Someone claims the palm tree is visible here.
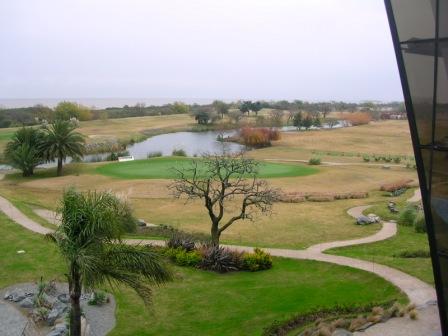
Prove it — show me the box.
[41,120,85,176]
[46,189,171,336]
[5,127,44,176]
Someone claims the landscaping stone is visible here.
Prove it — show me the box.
[57,294,69,303]
[10,289,26,302]
[47,307,63,326]
[46,323,68,336]
[367,214,380,223]
[332,329,353,336]
[19,297,34,308]
[42,293,58,307]
[356,215,375,225]
[1,283,116,336]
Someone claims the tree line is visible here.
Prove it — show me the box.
[0,100,405,128]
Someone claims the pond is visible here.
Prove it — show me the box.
[0,131,246,170]
[123,131,245,159]
[83,131,245,163]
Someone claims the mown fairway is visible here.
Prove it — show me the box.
[248,120,414,163]
[96,156,319,179]
[0,211,405,336]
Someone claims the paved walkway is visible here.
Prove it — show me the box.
[0,302,27,336]
[408,189,422,203]
[0,190,440,335]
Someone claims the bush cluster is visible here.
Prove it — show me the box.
[242,248,273,271]
[172,148,187,156]
[341,112,372,126]
[239,127,280,148]
[398,205,417,226]
[308,156,321,165]
[413,211,427,233]
[147,151,163,158]
[393,249,430,258]
[166,232,196,251]
[397,205,427,233]
[164,233,273,273]
[362,154,408,164]
[380,179,412,192]
[165,248,202,267]
[198,245,243,273]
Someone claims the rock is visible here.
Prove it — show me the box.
[332,329,353,336]
[46,323,68,336]
[47,307,61,326]
[3,291,11,300]
[57,294,70,303]
[53,300,68,312]
[42,293,58,307]
[367,214,380,223]
[137,219,147,227]
[19,297,35,308]
[356,215,375,225]
[17,250,26,254]
[10,289,26,302]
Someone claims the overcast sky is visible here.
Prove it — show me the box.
[0,0,403,102]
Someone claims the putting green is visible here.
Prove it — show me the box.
[96,156,318,179]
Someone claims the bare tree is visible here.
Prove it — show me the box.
[170,154,279,246]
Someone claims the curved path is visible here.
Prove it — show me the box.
[0,193,435,307]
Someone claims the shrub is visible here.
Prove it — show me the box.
[380,179,412,192]
[88,291,108,306]
[362,155,370,162]
[391,188,407,197]
[398,205,417,226]
[147,151,163,158]
[165,248,202,267]
[167,232,196,251]
[172,148,187,156]
[393,156,402,164]
[414,212,427,233]
[117,201,138,233]
[409,309,418,320]
[341,112,371,126]
[242,248,273,271]
[308,157,321,165]
[198,245,243,273]
[239,127,281,148]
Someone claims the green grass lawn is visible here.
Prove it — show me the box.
[0,211,405,335]
[327,189,434,285]
[0,129,14,141]
[327,225,433,285]
[111,258,404,336]
[95,156,319,180]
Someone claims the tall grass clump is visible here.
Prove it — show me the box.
[147,151,163,158]
[172,148,187,156]
[308,156,321,165]
[398,205,417,226]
